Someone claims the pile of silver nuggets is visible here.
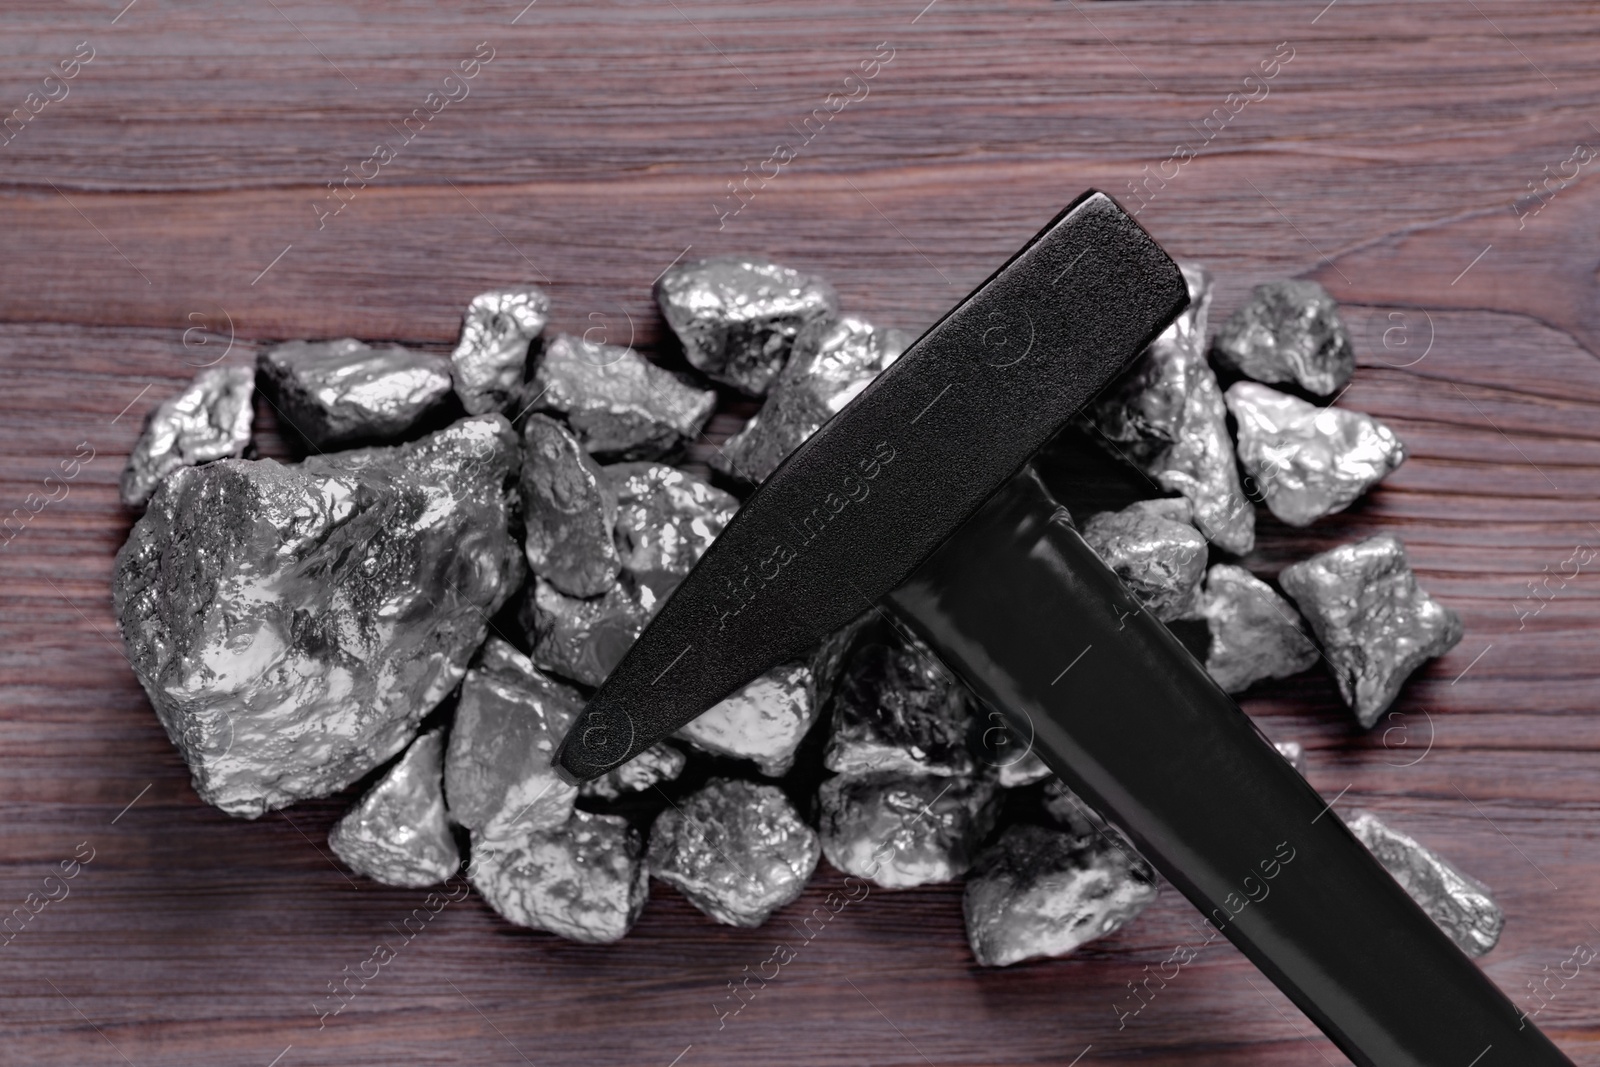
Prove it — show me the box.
[111,257,1497,967]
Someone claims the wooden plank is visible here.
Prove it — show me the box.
[3,1,1600,1064]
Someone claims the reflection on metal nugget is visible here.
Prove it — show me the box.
[330,728,459,887]
[648,777,819,927]
[1280,535,1462,727]
[654,255,840,395]
[120,365,255,508]
[451,286,550,414]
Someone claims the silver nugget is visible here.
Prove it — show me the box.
[120,365,255,508]
[1280,535,1463,726]
[654,255,840,395]
[648,777,820,927]
[113,416,523,817]
[1212,279,1355,396]
[1226,382,1405,526]
[1344,810,1502,957]
[1198,563,1319,693]
[711,315,911,482]
[604,462,739,605]
[578,743,688,801]
[997,749,1053,789]
[257,338,453,449]
[330,728,459,887]
[677,661,817,777]
[1081,263,1254,554]
[818,771,999,888]
[525,333,716,461]
[824,630,974,779]
[451,287,550,414]
[521,414,621,598]
[445,638,581,841]
[1274,740,1308,775]
[520,577,651,688]
[964,822,1159,967]
[469,809,648,943]
[1082,498,1208,622]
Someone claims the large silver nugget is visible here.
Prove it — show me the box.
[469,809,648,943]
[1212,279,1355,396]
[329,727,458,887]
[648,777,820,927]
[654,255,840,395]
[1343,810,1502,957]
[578,743,687,801]
[525,333,716,461]
[604,462,739,605]
[112,415,522,817]
[445,638,581,841]
[1198,563,1319,693]
[1081,263,1254,554]
[964,822,1159,967]
[257,338,453,449]
[818,771,999,888]
[824,630,974,779]
[1280,534,1463,726]
[1226,382,1405,526]
[1082,498,1207,623]
[519,577,651,687]
[677,661,816,776]
[120,365,255,508]
[711,315,911,482]
[521,414,620,598]
[451,286,550,415]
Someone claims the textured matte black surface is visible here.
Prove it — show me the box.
[556,191,1189,779]
[887,469,1574,1067]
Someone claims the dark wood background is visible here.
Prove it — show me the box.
[4,1,1600,1063]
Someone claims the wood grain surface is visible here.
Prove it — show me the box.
[4,1,1600,1064]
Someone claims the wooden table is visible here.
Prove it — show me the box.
[3,1,1599,1063]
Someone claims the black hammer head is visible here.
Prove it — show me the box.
[555,190,1187,782]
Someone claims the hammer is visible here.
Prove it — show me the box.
[555,191,1573,1067]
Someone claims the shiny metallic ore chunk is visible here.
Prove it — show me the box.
[257,338,453,449]
[470,809,648,943]
[1081,263,1254,554]
[997,749,1054,789]
[520,577,651,688]
[120,365,255,508]
[648,778,820,927]
[678,661,817,776]
[654,255,841,395]
[824,631,974,778]
[1275,740,1307,775]
[521,414,620,597]
[1343,810,1502,957]
[604,462,739,605]
[525,333,716,461]
[964,822,1159,967]
[112,415,522,817]
[1280,534,1463,727]
[578,743,687,801]
[329,728,458,887]
[1198,563,1319,693]
[1082,498,1207,622]
[1225,382,1405,526]
[451,286,550,415]
[711,315,912,482]
[818,771,999,888]
[445,638,581,841]
[1212,279,1356,397]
